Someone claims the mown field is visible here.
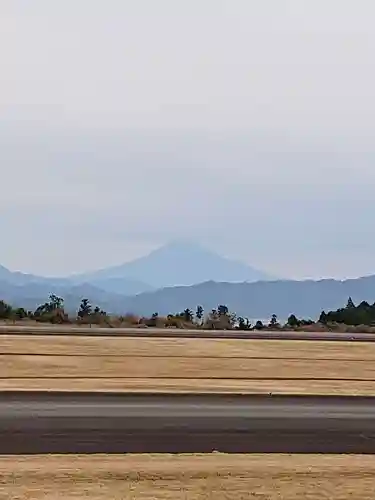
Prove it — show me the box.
[1,335,375,395]
[0,454,374,499]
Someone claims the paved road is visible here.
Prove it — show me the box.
[2,392,375,454]
[0,325,373,341]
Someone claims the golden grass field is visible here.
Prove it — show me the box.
[1,336,375,499]
[0,454,374,499]
[2,334,375,395]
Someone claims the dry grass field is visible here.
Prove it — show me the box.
[1,335,375,394]
[1,337,374,499]
[0,454,374,499]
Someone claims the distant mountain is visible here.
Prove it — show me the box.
[117,275,375,320]
[75,240,274,288]
[0,263,150,312]
[82,277,155,296]
[5,242,375,321]
[0,264,152,297]
[0,265,15,281]
[0,265,63,286]
[0,241,273,296]
[0,280,128,314]
[3,272,375,320]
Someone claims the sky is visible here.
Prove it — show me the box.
[1,0,375,279]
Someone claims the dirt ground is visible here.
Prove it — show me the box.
[0,454,374,499]
[2,335,375,395]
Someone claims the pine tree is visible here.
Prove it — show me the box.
[346,297,356,309]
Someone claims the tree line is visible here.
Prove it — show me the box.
[0,295,108,325]
[0,294,374,330]
[319,297,375,327]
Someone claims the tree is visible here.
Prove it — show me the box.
[0,300,12,320]
[359,301,371,309]
[182,308,194,323]
[91,306,108,324]
[238,317,251,330]
[32,294,67,323]
[208,305,234,330]
[48,294,64,311]
[210,309,218,320]
[287,314,300,328]
[14,308,27,320]
[254,320,264,330]
[77,299,92,322]
[319,298,375,327]
[195,305,204,324]
[218,305,229,316]
[34,295,64,317]
[300,318,314,326]
[346,297,356,309]
[166,313,183,328]
[319,311,328,324]
[203,309,219,330]
[269,314,279,328]
[147,312,159,327]
[33,303,49,319]
[229,312,237,328]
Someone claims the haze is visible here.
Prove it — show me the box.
[2,0,375,279]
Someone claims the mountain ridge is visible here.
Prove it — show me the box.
[117,274,375,320]
[2,241,375,320]
[1,241,273,294]
[2,274,375,321]
[72,240,274,288]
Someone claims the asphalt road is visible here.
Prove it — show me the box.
[2,392,375,454]
[0,325,373,341]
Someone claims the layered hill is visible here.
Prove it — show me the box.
[2,274,375,321]
[2,242,375,320]
[72,240,274,288]
[118,275,375,320]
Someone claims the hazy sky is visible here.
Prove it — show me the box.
[2,0,375,279]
